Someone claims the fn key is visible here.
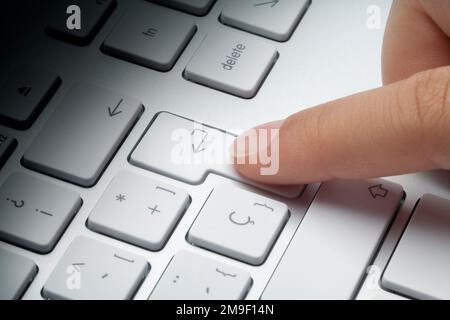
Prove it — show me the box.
[23,83,143,187]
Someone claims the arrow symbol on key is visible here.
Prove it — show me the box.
[368,184,389,199]
[191,129,208,153]
[108,99,123,117]
[254,0,279,8]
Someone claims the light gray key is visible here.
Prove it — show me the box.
[0,249,37,300]
[382,194,450,300]
[0,132,17,168]
[88,171,190,251]
[150,0,216,16]
[188,184,289,265]
[0,65,60,129]
[46,0,116,45]
[151,251,252,299]
[262,179,403,300]
[23,83,143,187]
[130,112,303,198]
[0,173,81,253]
[43,236,149,300]
[184,30,278,98]
[221,0,310,41]
[103,3,195,71]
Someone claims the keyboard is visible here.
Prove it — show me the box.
[0,0,449,300]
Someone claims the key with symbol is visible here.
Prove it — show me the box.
[130,112,304,198]
[88,171,190,251]
[23,83,143,187]
[43,236,149,300]
[187,184,289,265]
[0,172,82,253]
[150,251,252,299]
[0,64,61,129]
[220,0,310,41]
[262,179,403,299]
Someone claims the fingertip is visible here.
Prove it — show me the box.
[231,119,285,183]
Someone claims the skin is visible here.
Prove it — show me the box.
[233,0,450,185]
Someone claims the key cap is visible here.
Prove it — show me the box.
[150,0,216,16]
[382,194,450,300]
[46,0,116,46]
[262,179,403,299]
[23,83,143,187]
[130,112,303,198]
[184,30,278,98]
[43,236,149,300]
[221,0,310,41]
[0,249,37,300]
[188,184,289,265]
[103,2,195,72]
[0,132,17,169]
[151,251,252,299]
[0,65,61,129]
[88,171,190,251]
[0,173,81,253]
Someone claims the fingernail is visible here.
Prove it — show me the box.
[231,120,284,161]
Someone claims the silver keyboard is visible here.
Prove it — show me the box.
[0,0,449,300]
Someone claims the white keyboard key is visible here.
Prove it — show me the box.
[46,0,116,45]
[150,0,216,16]
[0,249,37,300]
[188,184,289,265]
[103,3,195,71]
[43,237,149,300]
[130,112,303,198]
[221,0,309,41]
[151,251,252,299]
[0,173,82,253]
[262,179,403,299]
[0,64,60,129]
[382,194,450,300]
[23,83,143,187]
[0,132,17,169]
[184,30,277,98]
[88,171,190,251]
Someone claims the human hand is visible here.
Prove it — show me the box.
[232,0,450,184]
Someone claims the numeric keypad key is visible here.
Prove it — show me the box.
[88,171,190,251]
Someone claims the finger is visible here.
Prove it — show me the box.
[382,0,450,84]
[232,66,450,185]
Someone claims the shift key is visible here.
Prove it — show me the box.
[23,83,143,187]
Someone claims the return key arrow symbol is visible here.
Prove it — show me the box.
[108,99,123,117]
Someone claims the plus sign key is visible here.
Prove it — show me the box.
[88,171,190,251]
